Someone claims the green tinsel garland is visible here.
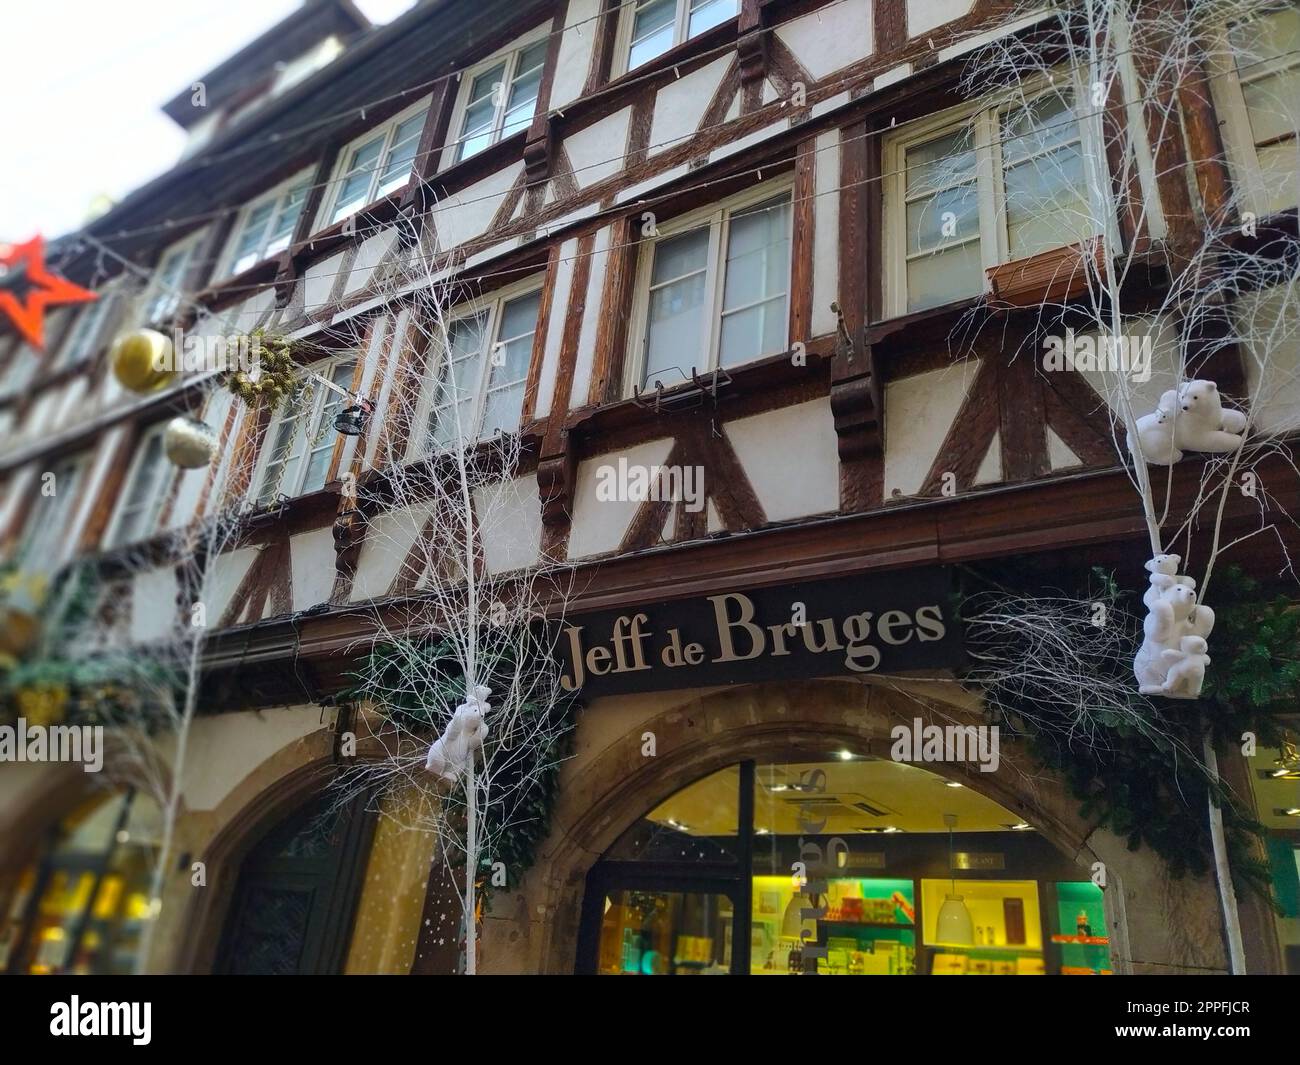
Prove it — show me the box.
[224,330,302,411]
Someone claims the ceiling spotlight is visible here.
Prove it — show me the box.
[944,781,964,788]
[837,749,854,761]
[1278,808,1300,818]
[1008,822,1033,831]
[755,827,770,836]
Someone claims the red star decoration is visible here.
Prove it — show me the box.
[0,235,98,351]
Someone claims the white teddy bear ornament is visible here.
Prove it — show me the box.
[425,684,491,784]
[1129,380,1245,465]
[1133,554,1214,699]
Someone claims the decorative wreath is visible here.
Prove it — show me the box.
[224,330,302,411]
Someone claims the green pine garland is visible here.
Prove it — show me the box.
[342,638,579,897]
[960,563,1290,901]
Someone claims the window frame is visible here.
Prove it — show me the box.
[141,232,206,326]
[249,355,357,504]
[614,0,741,78]
[408,275,546,458]
[317,96,432,231]
[1208,4,1300,218]
[623,178,795,396]
[882,79,1110,318]
[217,168,314,279]
[442,28,551,169]
[104,422,175,549]
[54,283,124,371]
[12,452,88,571]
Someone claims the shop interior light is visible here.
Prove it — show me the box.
[1007,822,1033,831]
[944,781,963,788]
[1278,808,1300,818]
[837,749,854,761]
[937,813,974,945]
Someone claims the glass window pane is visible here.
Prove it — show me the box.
[378,110,429,195]
[906,127,976,198]
[721,198,789,313]
[1004,144,1092,257]
[595,889,734,975]
[907,183,979,255]
[1001,92,1077,164]
[331,136,384,221]
[688,0,738,37]
[457,76,502,162]
[1231,6,1300,66]
[651,226,709,284]
[630,0,677,69]
[606,764,740,862]
[645,271,707,388]
[906,240,984,312]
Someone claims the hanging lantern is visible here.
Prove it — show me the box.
[333,397,373,437]
[111,329,176,394]
[163,414,218,468]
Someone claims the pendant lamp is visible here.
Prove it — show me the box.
[936,812,974,945]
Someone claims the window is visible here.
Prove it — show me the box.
[13,454,85,571]
[106,424,174,548]
[253,358,355,504]
[629,188,791,391]
[450,38,549,164]
[221,173,312,277]
[884,86,1098,315]
[0,792,161,975]
[418,284,542,452]
[142,235,204,325]
[325,100,430,226]
[621,0,739,73]
[55,289,121,370]
[1214,4,1300,216]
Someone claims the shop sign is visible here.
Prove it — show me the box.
[557,567,964,697]
[953,852,1006,871]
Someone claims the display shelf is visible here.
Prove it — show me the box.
[1050,934,1110,945]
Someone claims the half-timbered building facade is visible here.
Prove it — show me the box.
[1,0,1298,975]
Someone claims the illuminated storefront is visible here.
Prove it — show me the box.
[0,790,160,974]
[577,754,1111,976]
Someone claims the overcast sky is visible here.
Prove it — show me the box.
[1,0,416,241]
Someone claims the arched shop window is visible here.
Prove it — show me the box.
[0,791,162,975]
[577,752,1112,976]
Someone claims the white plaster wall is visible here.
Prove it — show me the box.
[776,0,874,79]
[884,360,980,497]
[1072,314,1181,419]
[649,55,732,158]
[1047,426,1082,470]
[568,225,610,407]
[130,565,180,644]
[534,237,579,418]
[304,252,347,315]
[1240,282,1300,436]
[290,526,337,610]
[344,227,400,298]
[431,163,525,250]
[181,705,332,811]
[350,501,434,601]
[725,399,839,520]
[205,546,258,623]
[812,130,841,338]
[567,437,675,559]
[565,108,632,191]
[973,430,1001,485]
[908,0,975,38]
[475,477,542,575]
[551,0,600,112]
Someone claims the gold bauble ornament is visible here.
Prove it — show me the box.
[111,329,176,394]
[163,415,218,468]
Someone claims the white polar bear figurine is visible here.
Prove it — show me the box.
[1170,380,1245,454]
[1134,583,1198,694]
[1161,635,1210,699]
[1143,553,1182,608]
[425,684,492,784]
[1129,406,1183,466]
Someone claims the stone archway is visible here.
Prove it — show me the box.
[485,677,1231,975]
